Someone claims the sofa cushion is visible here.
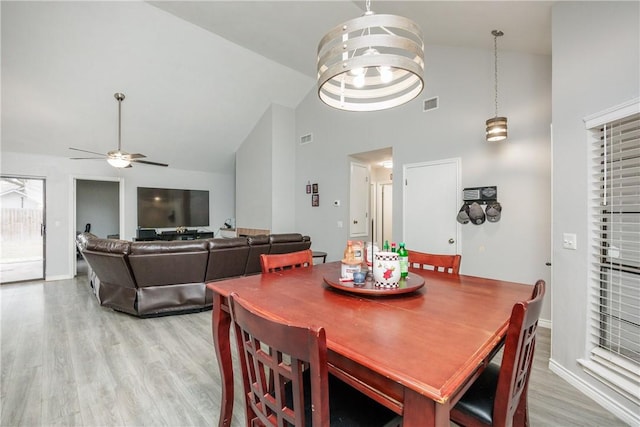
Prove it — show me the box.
[128,241,209,287]
[206,238,250,281]
[86,238,131,254]
[245,234,271,275]
[130,240,208,255]
[269,233,312,255]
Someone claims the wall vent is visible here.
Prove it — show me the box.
[300,133,313,145]
[423,96,439,112]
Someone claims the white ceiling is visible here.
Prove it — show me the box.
[1,1,552,173]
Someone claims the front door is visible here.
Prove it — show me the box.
[402,158,460,255]
[0,176,46,283]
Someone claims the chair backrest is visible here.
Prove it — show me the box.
[260,249,313,273]
[228,292,330,427]
[494,280,546,426]
[407,250,461,274]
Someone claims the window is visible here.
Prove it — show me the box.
[581,99,640,404]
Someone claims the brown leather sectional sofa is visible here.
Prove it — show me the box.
[76,232,311,317]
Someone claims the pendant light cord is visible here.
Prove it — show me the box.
[117,98,122,152]
[493,33,499,118]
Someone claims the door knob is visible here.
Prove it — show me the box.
[448,238,455,244]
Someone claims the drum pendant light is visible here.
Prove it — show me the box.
[316,0,424,112]
[486,30,508,142]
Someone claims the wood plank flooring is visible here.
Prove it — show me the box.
[1,276,628,426]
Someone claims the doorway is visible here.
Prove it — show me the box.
[73,177,123,277]
[0,176,46,283]
[349,147,393,248]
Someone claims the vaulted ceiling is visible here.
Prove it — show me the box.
[1,1,552,173]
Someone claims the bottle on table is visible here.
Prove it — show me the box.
[343,240,355,262]
[398,242,408,278]
[391,242,397,253]
[383,240,390,252]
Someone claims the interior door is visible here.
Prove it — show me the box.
[349,162,369,237]
[0,176,45,283]
[403,158,460,255]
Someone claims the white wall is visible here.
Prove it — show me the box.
[236,104,297,233]
[551,1,639,423]
[294,45,552,306]
[236,106,273,230]
[271,104,296,233]
[0,151,235,280]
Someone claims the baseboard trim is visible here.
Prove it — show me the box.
[538,318,552,329]
[46,274,73,281]
[548,358,639,426]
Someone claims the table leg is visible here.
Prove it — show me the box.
[212,293,234,427]
[403,389,450,427]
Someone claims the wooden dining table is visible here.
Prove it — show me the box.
[207,262,533,427]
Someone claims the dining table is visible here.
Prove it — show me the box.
[206,261,533,427]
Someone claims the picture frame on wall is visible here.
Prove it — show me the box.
[312,183,318,194]
[312,194,319,207]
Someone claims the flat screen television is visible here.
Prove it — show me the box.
[137,187,209,229]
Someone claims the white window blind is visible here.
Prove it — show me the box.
[584,101,640,403]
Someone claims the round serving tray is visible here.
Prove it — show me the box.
[323,275,425,296]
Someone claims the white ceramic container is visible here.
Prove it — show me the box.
[372,251,400,288]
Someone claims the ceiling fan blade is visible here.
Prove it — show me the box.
[70,157,105,160]
[131,159,169,167]
[128,153,146,159]
[69,147,107,157]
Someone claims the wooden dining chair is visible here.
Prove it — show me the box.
[408,250,461,274]
[228,292,401,427]
[260,249,313,273]
[450,280,546,427]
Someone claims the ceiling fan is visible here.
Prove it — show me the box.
[70,93,168,168]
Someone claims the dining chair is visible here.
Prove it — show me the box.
[450,279,546,427]
[407,250,461,274]
[228,292,401,427]
[260,249,313,273]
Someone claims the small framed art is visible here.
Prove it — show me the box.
[311,194,319,207]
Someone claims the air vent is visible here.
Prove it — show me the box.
[300,133,313,145]
[423,96,439,112]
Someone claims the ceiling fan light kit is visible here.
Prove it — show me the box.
[69,92,168,168]
[316,0,424,112]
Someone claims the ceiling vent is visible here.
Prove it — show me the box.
[300,133,313,145]
[423,96,439,112]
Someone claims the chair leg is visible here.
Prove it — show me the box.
[513,392,529,427]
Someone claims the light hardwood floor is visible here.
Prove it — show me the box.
[1,276,628,427]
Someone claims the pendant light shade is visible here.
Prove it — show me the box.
[316,1,424,112]
[486,117,508,142]
[486,30,507,142]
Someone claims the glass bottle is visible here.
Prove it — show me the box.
[391,242,397,253]
[343,240,355,262]
[383,240,390,251]
[398,242,409,278]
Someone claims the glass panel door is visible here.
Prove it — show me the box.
[1,176,45,283]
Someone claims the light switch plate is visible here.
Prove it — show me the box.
[563,233,577,250]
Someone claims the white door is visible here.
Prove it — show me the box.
[350,162,369,237]
[403,158,460,255]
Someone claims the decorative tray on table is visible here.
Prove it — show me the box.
[323,275,425,296]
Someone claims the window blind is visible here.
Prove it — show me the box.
[587,107,640,400]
